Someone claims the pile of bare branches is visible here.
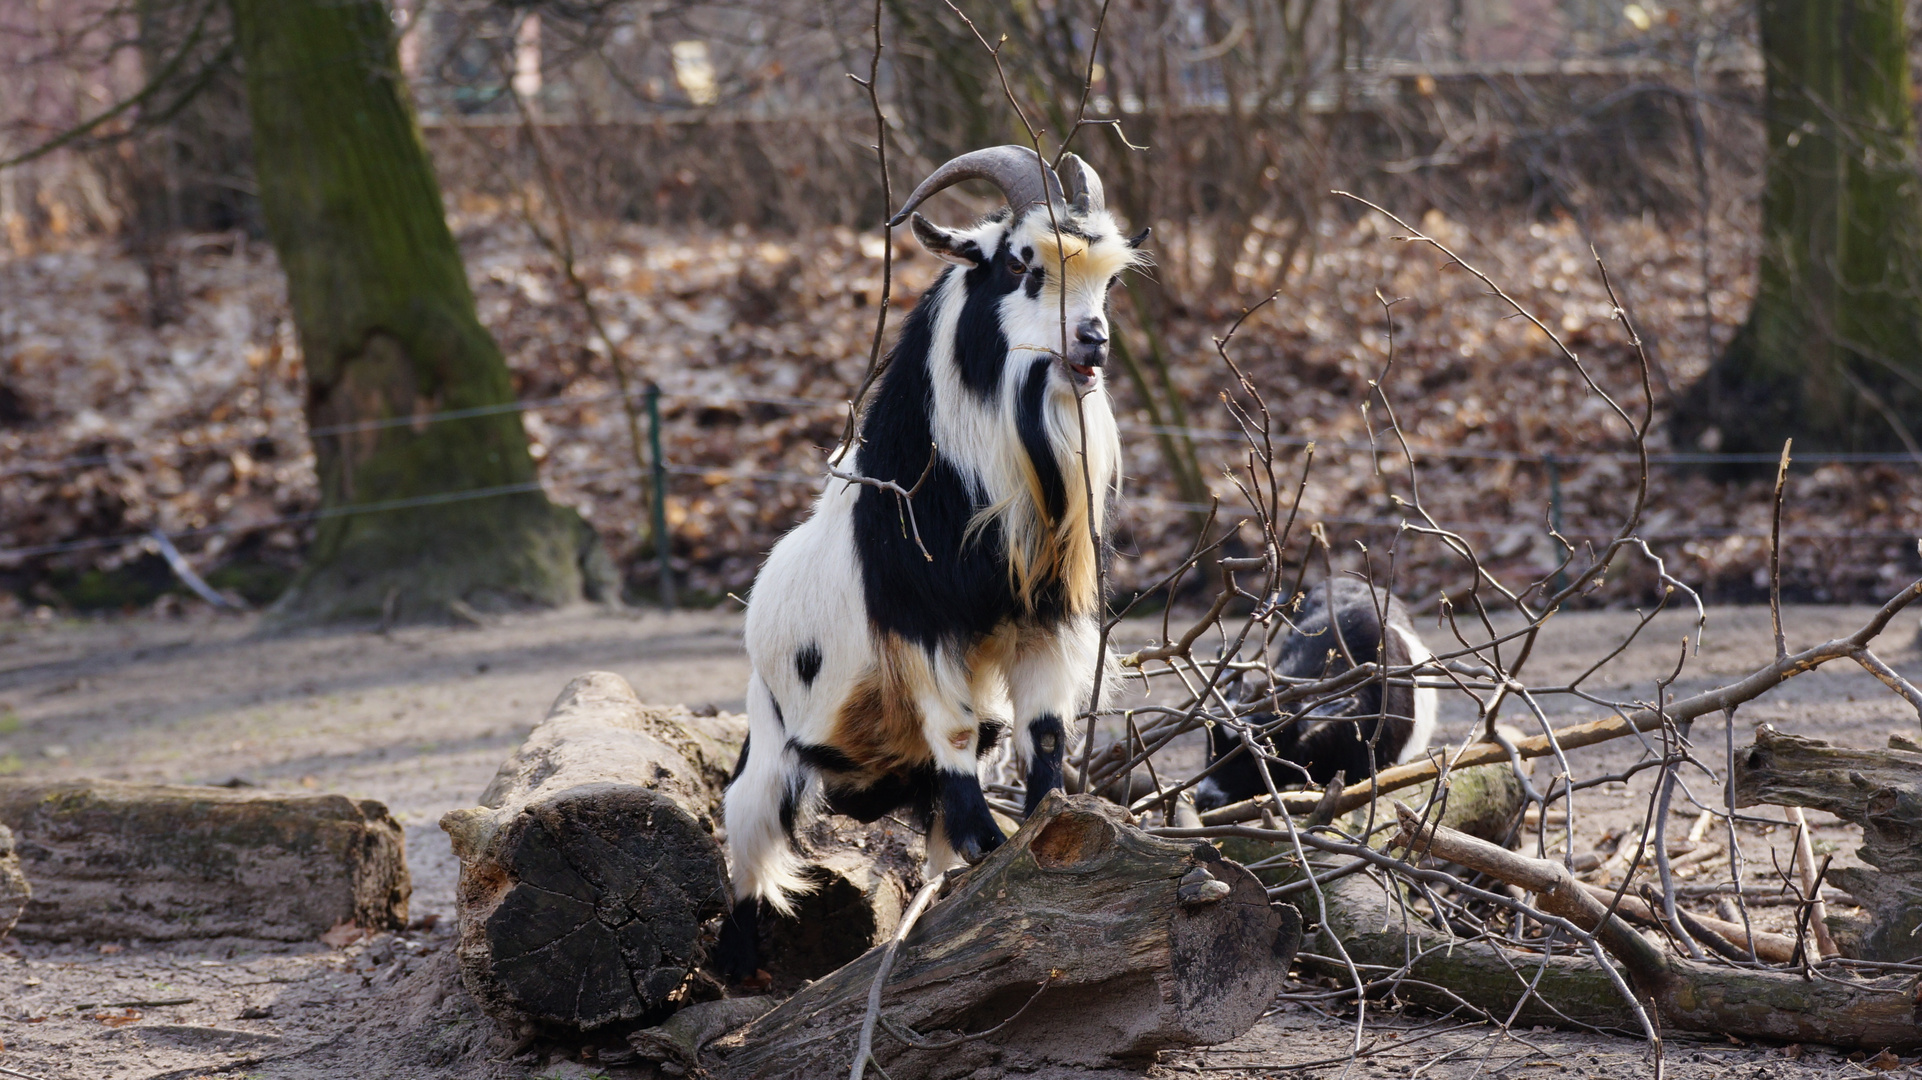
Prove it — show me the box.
[804,8,1922,1073]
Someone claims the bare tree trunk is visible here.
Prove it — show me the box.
[1678,0,1922,453]
[229,0,614,626]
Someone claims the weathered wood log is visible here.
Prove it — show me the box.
[701,793,1297,1080]
[1217,761,1526,889]
[1733,724,1922,962]
[0,824,29,937]
[0,780,406,941]
[1395,806,1922,1050]
[440,672,747,1033]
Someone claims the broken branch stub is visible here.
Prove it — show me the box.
[704,793,1297,1080]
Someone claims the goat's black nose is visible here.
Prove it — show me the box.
[1076,321,1107,345]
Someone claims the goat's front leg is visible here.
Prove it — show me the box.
[915,647,1004,874]
[1008,618,1100,817]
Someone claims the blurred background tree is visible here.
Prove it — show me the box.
[1677,0,1922,456]
[229,0,612,624]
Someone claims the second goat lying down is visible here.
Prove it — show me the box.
[1192,580,1439,813]
[717,147,1149,980]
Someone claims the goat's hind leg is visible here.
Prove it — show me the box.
[717,673,807,983]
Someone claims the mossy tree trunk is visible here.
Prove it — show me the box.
[230,0,611,624]
[1680,0,1922,454]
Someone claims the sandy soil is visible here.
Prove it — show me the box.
[0,600,1917,1079]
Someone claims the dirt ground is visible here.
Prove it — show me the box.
[0,599,1918,1079]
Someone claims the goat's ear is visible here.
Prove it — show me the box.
[910,212,985,267]
[1127,226,1152,249]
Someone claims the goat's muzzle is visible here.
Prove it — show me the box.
[1065,320,1108,384]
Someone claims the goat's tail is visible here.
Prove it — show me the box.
[723,673,816,917]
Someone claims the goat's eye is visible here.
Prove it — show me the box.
[1007,258,1027,276]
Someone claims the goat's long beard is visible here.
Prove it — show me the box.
[972,386,1117,616]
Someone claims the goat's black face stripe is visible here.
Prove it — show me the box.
[795,643,822,688]
[1023,713,1066,817]
[1017,357,1067,522]
[954,242,1023,399]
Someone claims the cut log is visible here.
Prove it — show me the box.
[0,780,406,941]
[1394,806,1922,1050]
[440,672,746,1033]
[1732,724,1922,962]
[0,824,29,937]
[702,793,1297,1080]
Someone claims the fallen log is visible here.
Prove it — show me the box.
[0,824,28,937]
[440,672,746,1033]
[1395,805,1922,1050]
[1733,725,1922,963]
[0,780,406,941]
[701,793,1298,1080]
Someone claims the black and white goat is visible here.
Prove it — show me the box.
[1191,580,1438,813]
[718,147,1148,979]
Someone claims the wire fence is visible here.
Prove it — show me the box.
[2,383,1918,565]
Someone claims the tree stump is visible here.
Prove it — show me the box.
[0,824,29,937]
[0,780,406,941]
[703,793,1297,1080]
[442,672,752,1032]
[1733,724,1922,962]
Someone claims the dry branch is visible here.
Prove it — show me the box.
[1395,806,1922,1050]
[703,794,1297,1080]
[0,780,406,942]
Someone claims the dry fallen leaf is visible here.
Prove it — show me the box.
[1865,1050,1903,1071]
[96,943,121,955]
[321,920,365,948]
[92,1009,140,1027]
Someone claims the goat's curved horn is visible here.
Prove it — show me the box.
[886,145,1064,227]
[1058,153,1105,214]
